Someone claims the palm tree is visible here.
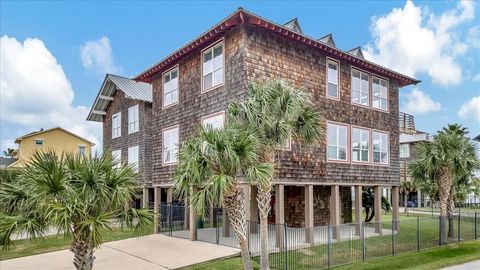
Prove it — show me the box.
[228,79,323,269]
[409,131,479,243]
[0,151,153,270]
[3,148,15,158]
[173,126,273,270]
[400,180,416,213]
[362,187,391,222]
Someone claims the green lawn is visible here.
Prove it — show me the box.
[0,227,144,261]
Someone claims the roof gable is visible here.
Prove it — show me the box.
[318,33,336,47]
[347,47,365,60]
[283,18,303,34]
[15,127,95,145]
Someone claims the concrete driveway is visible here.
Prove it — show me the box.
[0,234,239,270]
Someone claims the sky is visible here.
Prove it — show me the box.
[1,0,479,154]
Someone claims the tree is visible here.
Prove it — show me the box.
[0,151,153,270]
[362,187,391,222]
[400,180,416,213]
[3,148,15,158]
[228,79,323,270]
[409,131,479,244]
[173,126,273,270]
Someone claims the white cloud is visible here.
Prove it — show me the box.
[80,36,120,74]
[364,0,475,86]
[458,96,480,122]
[0,36,102,152]
[401,88,441,114]
[473,74,480,82]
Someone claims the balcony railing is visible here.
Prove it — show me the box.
[399,112,415,134]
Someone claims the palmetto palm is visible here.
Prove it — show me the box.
[173,126,273,270]
[400,180,416,213]
[409,131,479,243]
[0,151,153,270]
[228,79,322,269]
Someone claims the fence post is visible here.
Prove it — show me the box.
[328,224,332,268]
[362,222,366,262]
[215,208,219,244]
[457,209,461,242]
[169,203,173,237]
[438,215,442,246]
[417,217,420,252]
[475,212,477,240]
[284,223,288,270]
[392,219,395,256]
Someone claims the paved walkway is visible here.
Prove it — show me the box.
[440,260,480,270]
[0,234,239,270]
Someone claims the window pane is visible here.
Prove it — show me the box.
[213,68,223,86]
[328,125,337,145]
[213,45,222,57]
[352,91,360,103]
[339,126,347,147]
[352,149,360,161]
[328,146,337,159]
[338,147,347,160]
[213,52,223,70]
[374,151,380,163]
[204,50,212,63]
[360,92,369,105]
[328,83,338,98]
[328,62,337,84]
[361,150,369,161]
[203,73,213,90]
[352,71,360,91]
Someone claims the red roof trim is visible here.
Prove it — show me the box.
[135,9,420,87]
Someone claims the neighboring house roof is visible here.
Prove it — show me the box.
[87,74,153,122]
[14,127,95,146]
[400,132,432,144]
[318,33,336,47]
[134,8,420,87]
[474,134,480,142]
[0,157,18,169]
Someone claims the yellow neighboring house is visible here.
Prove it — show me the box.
[8,127,95,168]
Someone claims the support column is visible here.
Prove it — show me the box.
[330,185,341,239]
[250,185,259,233]
[275,184,285,248]
[305,185,314,244]
[153,187,161,233]
[167,188,173,203]
[143,187,149,208]
[184,194,189,230]
[355,185,363,236]
[417,189,422,208]
[392,186,400,231]
[374,186,382,235]
[189,188,197,241]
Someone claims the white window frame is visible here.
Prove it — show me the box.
[112,112,121,138]
[351,126,370,163]
[162,125,179,165]
[372,131,389,165]
[78,145,86,156]
[201,111,225,130]
[163,66,179,108]
[351,68,370,107]
[400,144,410,158]
[326,58,340,100]
[327,122,348,162]
[201,40,224,93]
[112,149,121,168]
[128,105,139,134]
[372,76,389,111]
[128,146,139,172]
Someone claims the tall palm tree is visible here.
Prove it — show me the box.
[0,151,153,270]
[174,126,273,270]
[409,131,479,243]
[228,79,323,269]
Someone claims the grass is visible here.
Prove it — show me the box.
[0,227,143,261]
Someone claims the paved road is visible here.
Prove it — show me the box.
[440,260,480,270]
[0,234,239,270]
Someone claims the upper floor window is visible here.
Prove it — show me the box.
[202,42,224,92]
[112,149,121,168]
[400,144,410,158]
[35,139,44,146]
[351,69,369,106]
[163,67,179,108]
[327,123,348,161]
[352,127,369,163]
[112,112,121,138]
[78,145,86,156]
[372,131,389,164]
[128,105,139,134]
[163,126,179,164]
[372,77,388,111]
[327,60,339,99]
[201,112,225,130]
[128,146,139,172]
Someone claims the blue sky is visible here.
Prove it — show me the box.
[1,0,479,153]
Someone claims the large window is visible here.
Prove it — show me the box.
[400,144,410,158]
[78,146,86,156]
[372,131,389,164]
[351,69,369,106]
[327,123,348,161]
[112,149,121,168]
[202,42,224,91]
[128,146,139,171]
[163,126,179,164]
[327,60,339,99]
[372,77,388,111]
[202,112,225,130]
[112,112,121,138]
[35,139,44,146]
[128,105,139,134]
[163,68,179,107]
[352,127,369,162]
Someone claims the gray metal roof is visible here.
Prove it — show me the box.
[283,18,303,34]
[318,33,336,47]
[0,157,17,169]
[348,47,365,60]
[87,74,152,122]
[400,132,432,144]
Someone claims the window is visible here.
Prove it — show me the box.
[201,112,225,130]
[352,127,369,162]
[327,60,339,99]
[372,131,389,164]
[34,139,44,146]
[372,77,388,111]
[128,105,139,134]
[112,112,121,138]
[163,68,179,107]
[128,146,139,172]
[400,144,410,158]
[351,69,369,106]
[163,126,179,164]
[202,42,224,91]
[327,123,348,161]
[112,150,121,168]
[78,146,86,156]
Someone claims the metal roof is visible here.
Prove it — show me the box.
[318,33,336,47]
[87,74,152,122]
[400,132,432,144]
[348,47,365,60]
[283,18,303,34]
